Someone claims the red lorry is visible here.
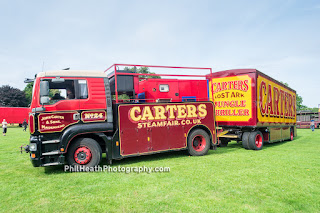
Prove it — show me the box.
[0,107,29,126]
[23,64,296,167]
[23,65,217,167]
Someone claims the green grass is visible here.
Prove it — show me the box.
[0,128,319,212]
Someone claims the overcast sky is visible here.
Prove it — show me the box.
[0,0,319,107]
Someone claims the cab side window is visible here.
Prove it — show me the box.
[43,79,88,105]
[78,80,88,99]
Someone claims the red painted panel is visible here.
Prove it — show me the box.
[29,114,35,134]
[0,107,29,124]
[138,128,150,154]
[177,80,208,101]
[149,125,168,152]
[138,79,208,102]
[31,77,106,112]
[38,112,79,133]
[139,79,179,102]
[30,77,41,111]
[166,124,185,149]
[80,78,106,110]
[44,99,80,112]
[118,102,215,156]
[119,124,140,155]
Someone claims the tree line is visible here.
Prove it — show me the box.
[0,73,316,112]
[0,67,158,107]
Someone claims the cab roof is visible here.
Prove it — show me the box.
[37,70,106,78]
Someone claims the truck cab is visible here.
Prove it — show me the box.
[28,70,113,167]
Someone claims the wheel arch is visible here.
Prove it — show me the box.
[187,124,214,146]
[60,123,112,154]
[65,133,107,154]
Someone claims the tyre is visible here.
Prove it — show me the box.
[242,132,251,149]
[248,131,263,150]
[219,138,229,147]
[290,128,294,141]
[187,129,210,156]
[67,138,102,167]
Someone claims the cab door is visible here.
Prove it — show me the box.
[42,78,80,112]
[37,78,81,134]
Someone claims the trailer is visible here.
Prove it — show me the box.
[207,69,297,150]
[0,107,29,126]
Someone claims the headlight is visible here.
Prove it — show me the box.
[29,143,37,151]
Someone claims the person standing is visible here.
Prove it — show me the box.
[2,119,8,136]
[22,119,28,131]
[311,119,315,132]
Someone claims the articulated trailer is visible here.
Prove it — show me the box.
[208,69,297,150]
[23,65,217,167]
[22,64,297,168]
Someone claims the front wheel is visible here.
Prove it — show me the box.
[187,129,210,156]
[67,138,102,167]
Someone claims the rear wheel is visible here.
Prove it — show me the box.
[67,138,102,167]
[187,129,210,156]
[242,132,251,149]
[290,128,294,141]
[248,131,263,150]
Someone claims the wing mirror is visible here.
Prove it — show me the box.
[40,81,49,104]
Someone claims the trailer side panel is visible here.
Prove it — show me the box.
[208,70,257,126]
[256,73,296,126]
[118,102,216,156]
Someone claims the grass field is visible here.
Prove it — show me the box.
[0,128,319,212]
